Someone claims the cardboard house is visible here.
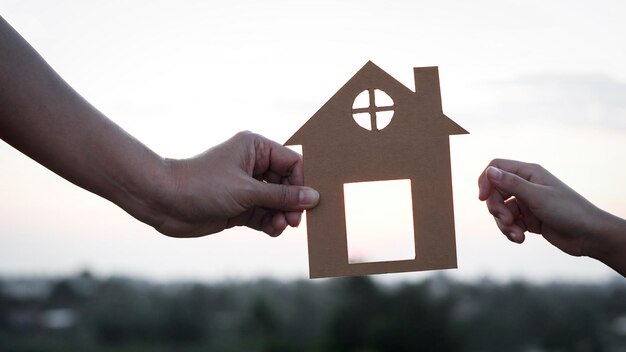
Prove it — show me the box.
[286,61,467,278]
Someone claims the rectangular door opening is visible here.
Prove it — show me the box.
[343,179,415,264]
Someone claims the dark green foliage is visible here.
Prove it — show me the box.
[327,277,460,352]
[1,273,625,352]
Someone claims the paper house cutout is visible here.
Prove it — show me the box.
[286,61,467,278]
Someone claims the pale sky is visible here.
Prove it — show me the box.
[1,0,626,283]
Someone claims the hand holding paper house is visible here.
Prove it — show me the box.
[286,61,467,278]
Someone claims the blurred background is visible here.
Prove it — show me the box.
[2,273,626,351]
[1,0,626,350]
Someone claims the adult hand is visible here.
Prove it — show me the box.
[0,16,317,239]
[154,132,319,238]
[477,159,603,256]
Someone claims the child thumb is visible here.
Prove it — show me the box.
[486,166,538,201]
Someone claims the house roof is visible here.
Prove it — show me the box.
[286,61,467,146]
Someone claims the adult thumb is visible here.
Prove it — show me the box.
[251,182,320,211]
[486,166,539,201]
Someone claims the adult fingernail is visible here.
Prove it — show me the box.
[299,188,319,207]
[487,166,503,181]
[508,232,517,241]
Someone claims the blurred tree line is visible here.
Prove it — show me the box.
[1,272,626,352]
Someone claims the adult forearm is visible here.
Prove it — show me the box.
[0,16,169,227]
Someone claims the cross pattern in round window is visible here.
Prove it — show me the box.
[352,89,395,131]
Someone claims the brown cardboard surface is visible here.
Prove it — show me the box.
[286,61,468,278]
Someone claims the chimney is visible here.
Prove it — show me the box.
[414,66,442,111]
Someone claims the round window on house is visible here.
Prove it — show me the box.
[352,89,395,131]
